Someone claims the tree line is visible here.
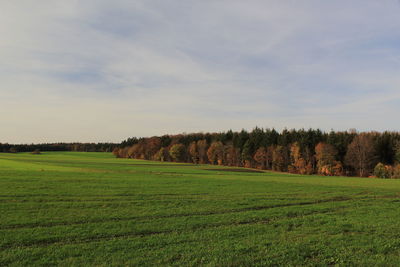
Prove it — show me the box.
[113,128,400,178]
[0,143,118,153]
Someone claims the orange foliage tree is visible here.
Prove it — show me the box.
[207,141,224,165]
[254,147,267,169]
[315,142,338,176]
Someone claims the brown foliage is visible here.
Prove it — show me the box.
[188,142,199,164]
[207,141,224,165]
[272,145,287,172]
[197,140,209,164]
[224,144,239,166]
[290,142,301,164]
[289,143,308,174]
[315,142,337,175]
[128,143,145,159]
[393,164,400,179]
[154,147,169,162]
[253,147,268,169]
[144,137,161,160]
[294,158,308,174]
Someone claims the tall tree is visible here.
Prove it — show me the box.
[315,142,338,175]
[345,133,377,177]
[188,141,199,164]
[254,147,268,169]
[290,142,307,174]
[272,145,287,172]
[197,139,209,164]
[224,144,239,166]
[207,141,224,165]
[241,140,253,168]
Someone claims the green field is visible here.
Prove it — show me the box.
[1,152,400,266]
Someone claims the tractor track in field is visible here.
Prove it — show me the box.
[0,195,356,231]
[0,208,335,251]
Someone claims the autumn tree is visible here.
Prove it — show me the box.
[118,147,129,158]
[128,143,145,159]
[393,164,400,179]
[290,142,301,164]
[207,141,224,165]
[289,142,307,174]
[345,133,377,177]
[154,147,169,162]
[272,145,287,171]
[197,139,209,164]
[169,144,186,162]
[224,144,239,166]
[144,137,161,160]
[188,141,199,164]
[315,142,338,175]
[254,147,268,169]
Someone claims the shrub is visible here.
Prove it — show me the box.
[374,163,390,179]
[392,164,400,179]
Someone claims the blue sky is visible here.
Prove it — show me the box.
[1,0,400,143]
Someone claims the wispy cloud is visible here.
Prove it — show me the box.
[1,0,400,143]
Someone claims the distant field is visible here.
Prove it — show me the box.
[2,152,400,266]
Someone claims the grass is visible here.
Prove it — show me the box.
[1,152,400,266]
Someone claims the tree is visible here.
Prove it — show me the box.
[118,147,129,158]
[315,142,337,175]
[144,137,161,160]
[188,141,199,164]
[207,141,224,165]
[224,144,239,166]
[272,145,286,171]
[169,144,186,162]
[197,139,209,164]
[265,146,274,170]
[375,132,395,165]
[395,141,400,164]
[289,142,308,174]
[128,143,145,159]
[290,142,301,164]
[345,133,377,177]
[254,147,267,169]
[241,140,253,168]
[154,147,169,162]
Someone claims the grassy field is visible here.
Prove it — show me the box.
[1,152,400,266]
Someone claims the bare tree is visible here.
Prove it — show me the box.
[345,133,377,177]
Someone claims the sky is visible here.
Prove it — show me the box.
[1,0,400,144]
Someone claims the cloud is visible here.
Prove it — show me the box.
[1,0,400,143]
